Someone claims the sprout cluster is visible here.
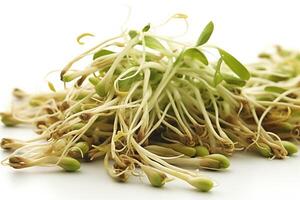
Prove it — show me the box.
[1,18,299,192]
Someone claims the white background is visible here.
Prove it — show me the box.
[0,0,300,199]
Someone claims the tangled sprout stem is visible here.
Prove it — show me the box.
[0,17,299,192]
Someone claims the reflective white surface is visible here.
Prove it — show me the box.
[0,0,300,199]
[1,127,299,200]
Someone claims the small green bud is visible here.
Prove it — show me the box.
[29,99,44,107]
[0,113,21,127]
[47,81,56,92]
[268,74,289,82]
[58,157,80,172]
[142,23,151,32]
[187,176,213,192]
[129,30,138,39]
[282,141,298,156]
[88,77,100,86]
[62,74,75,82]
[93,49,114,60]
[257,143,273,158]
[76,90,90,100]
[70,123,86,131]
[95,81,107,97]
[195,146,209,157]
[258,53,271,59]
[12,88,27,99]
[118,79,132,92]
[141,165,168,187]
[203,154,230,169]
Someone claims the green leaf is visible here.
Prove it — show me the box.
[183,48,208,65]
[95,81,107,97]
[218,48,250,80]
[88,77,99,86]
[196,21,214,46]
[264,86,287,94]
[93,49,114,60]
[47,81,56,92]
[150,70,162,85]
[268,74,290,82]
[214,58,223,86]
[276,46,291,57]
[129,30,138,39]
[142,23,151,32]
[118,72,142,92]
[258,53,271,59]
[144,36,166,52]
[173,51,184,66]
[222,73,246,87]
[145,53,161,61]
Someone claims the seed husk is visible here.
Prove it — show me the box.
[68,141,90,158]
[0,138,24,151]
[9,156,31,169]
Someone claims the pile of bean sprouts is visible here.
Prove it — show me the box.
[1,16,298,192]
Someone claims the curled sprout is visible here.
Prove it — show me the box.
[76,33,95,45]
